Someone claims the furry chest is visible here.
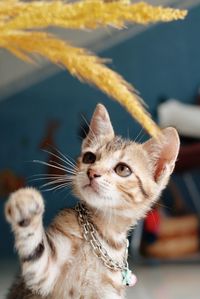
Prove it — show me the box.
[53,244,125,299]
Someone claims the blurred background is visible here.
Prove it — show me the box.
[0,0,200,298]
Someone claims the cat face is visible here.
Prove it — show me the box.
[73,104,180,218]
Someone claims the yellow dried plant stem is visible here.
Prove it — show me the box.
[0,31,161,137]
[0,0,187,31]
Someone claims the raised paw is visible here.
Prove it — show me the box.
[5,187,44,228]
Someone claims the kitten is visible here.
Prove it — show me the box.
[5,104,180,299]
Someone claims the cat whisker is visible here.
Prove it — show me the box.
[32,160,76,175]
[29,173,68,178]
[28,173,75,185]
[40,177,73,189]
[80,123,98,147]
[48,160,77,175]
[100,186,110,193]
[29,176,71,183]
[30,175,71,180]
[30,170,84,179]
[56,186,73,196]
[100,181,110,187]
[81,114,99,147]
[156,202,171,210]
[52,182,74,192]
[52,146,77,165]
[28,174,63,182]
[80,124,89,140]
[43,148,78,171]
[41,181,73,192]
[99,182,110,190]
[134,128,144,143]
[45,144,77,164]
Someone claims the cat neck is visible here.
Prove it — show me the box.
[83,202,136,250]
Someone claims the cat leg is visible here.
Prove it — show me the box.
[5,188,62,296]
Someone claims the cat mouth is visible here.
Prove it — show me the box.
[83,182,99,194]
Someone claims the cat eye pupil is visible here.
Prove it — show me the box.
[82,152,96,164]
[115,163,132,177]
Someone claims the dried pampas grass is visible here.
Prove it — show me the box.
[1,0,187,30]
[0,0,188,137]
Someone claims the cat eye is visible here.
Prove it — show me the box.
[114,163,132,177]
[82,152,96,164]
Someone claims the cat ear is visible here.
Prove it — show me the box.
[82,104,114,149]
[143,127,180,183]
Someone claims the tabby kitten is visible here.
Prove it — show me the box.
[5,104,180,299]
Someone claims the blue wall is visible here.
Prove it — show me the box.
[1,5,200,258]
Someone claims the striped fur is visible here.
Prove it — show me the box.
[5,104,179,299]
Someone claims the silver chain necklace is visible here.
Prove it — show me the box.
[75,202,137,286]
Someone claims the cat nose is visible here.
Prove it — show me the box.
[87,169,101,180]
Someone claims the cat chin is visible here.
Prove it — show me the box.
[80,190,123,211]
[81,191,107,208]
[83,184,100,196]
[75,181,123,209]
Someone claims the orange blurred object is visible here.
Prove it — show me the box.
[0,169,25,198]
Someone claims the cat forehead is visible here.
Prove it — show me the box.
[86,136,145,161]
[104,136,132,152]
